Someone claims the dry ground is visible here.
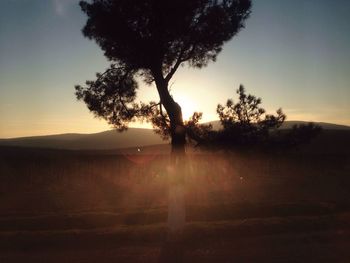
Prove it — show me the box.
[1,145,350,262]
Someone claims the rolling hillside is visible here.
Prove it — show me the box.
[0,121,349,151]
[0,128,166,150]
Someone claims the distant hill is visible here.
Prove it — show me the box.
[0,121,349,151]
[0,128,166,150]
[280,121,350,130]
[208,120,350,131]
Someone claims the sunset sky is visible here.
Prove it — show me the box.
[1,0,349,138]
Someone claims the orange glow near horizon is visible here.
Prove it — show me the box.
[173,94,198,121]
[1,1,350,139]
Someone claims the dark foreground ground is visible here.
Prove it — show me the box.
[1,208,350,262]
[1,134,350,262]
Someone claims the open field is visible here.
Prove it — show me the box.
[2,0,350,261]
[1,130,350,262]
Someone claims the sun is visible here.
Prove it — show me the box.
[174,94,197,121]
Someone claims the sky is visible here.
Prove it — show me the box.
[0,0,349,138]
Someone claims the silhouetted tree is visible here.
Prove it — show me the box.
[216,85,286,145]
[192,85,321,151]
[281,122,322,148]
[75,0,252,157]
[75,0,252,238]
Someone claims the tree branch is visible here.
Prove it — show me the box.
[182,44,197,61]
[159,103,170,124]
[164,49,185,83]
[164,43,198,83]
[117,95,132,116]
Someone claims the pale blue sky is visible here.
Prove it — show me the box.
[1,0,349,138]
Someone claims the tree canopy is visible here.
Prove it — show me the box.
[79,0,251,74]
[76,0,252,148]
[189,85,322,151]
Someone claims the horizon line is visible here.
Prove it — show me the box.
[1,120,350,140]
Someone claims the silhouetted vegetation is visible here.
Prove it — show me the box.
[75,0,252,153]
[185,85,322,151]
[282,122,323,147]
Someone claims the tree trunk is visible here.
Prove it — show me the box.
[167,104,186,236]
[153,72,187,236]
